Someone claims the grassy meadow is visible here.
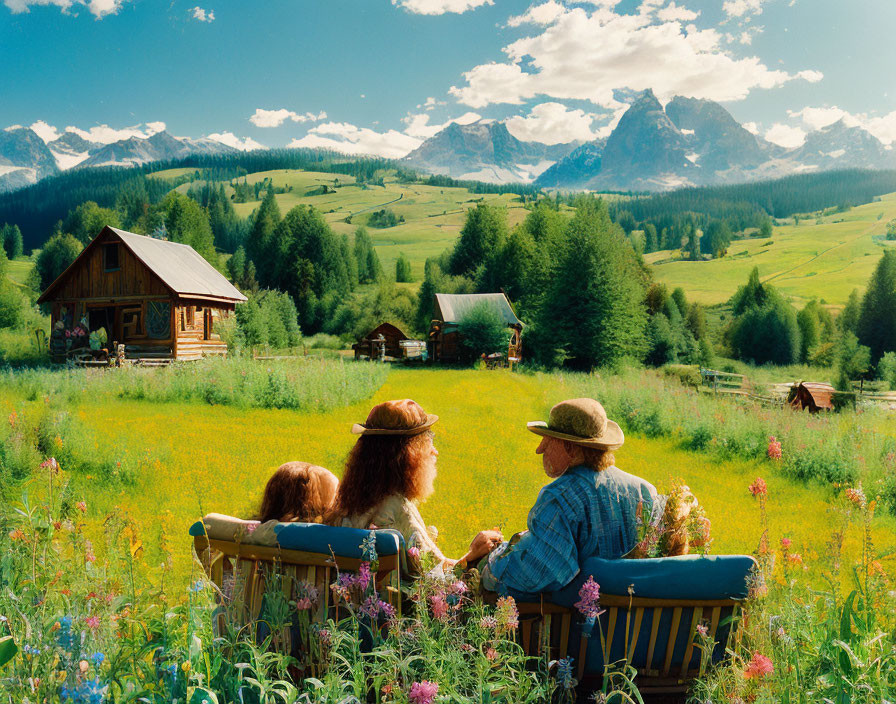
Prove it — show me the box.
[2,364,890,589]
[645,192,896,307]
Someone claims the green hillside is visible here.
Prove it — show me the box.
[645,192,896,307]
[168,168,531,280]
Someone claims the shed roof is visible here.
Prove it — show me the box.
[39,226,247,304]
[434,293,522,326]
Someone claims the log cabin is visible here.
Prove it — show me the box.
[37,226,247,362]
[427,292,522,363]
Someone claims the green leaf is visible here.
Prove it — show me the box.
[0,636,18,668]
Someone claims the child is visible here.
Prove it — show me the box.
[257,462,339,524]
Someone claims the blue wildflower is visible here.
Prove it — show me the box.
[556,657,577,690]
[360,531,378,561]
[91,652,105,665]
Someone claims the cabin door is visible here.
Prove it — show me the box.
[88,307,117,341]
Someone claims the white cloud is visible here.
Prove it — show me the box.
[787,105,896,145]
[743,121,759,135]
[289,122,422,159]
[401,111,481,139]
[722,0,763,18]
[507,1,566,27]
[4,0,124,18]
[249,108,327,128]
[656,2,698,22]
[190,5,214,22]
[391,0,492,15]
[29,120,61,143]
[505,102,599,144]
[206,132,264,151]
[450,4,822,109]
[419,96,447,111]
[765,122,806,148]
[65,122,165,144]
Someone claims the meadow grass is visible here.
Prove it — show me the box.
[25,366,891,589]
[6,257,34,287]
[645,191,896,307]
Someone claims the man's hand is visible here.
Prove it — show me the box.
[467,529,504,562]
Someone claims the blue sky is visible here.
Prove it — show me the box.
[2,0,895,156]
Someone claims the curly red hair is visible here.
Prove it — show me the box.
[257,462,338,523]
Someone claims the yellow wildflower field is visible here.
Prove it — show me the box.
[68,368,895,587]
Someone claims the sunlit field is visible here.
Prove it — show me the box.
[646,191,896,307]
[31,366,891,588]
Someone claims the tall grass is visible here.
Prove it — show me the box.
[559,368,896,515]
[0,356,389,412]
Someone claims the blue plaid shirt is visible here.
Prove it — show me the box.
[485,464,659,594]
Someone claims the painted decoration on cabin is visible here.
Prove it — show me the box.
[147,301,171,339]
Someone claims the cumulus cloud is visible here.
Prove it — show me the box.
[29,120,61,143]
[401,111,481,139]
[289,122,422,159]
[742,121,760,135]
[206,132,264,151]
[450,3,822,109]
[249,108,327,128]
[190,6,214,22]
[65,122,166,144]
[391,0,492,15]
[787,105,896,145]
[656,2,698,22]
[765,122,806,148]
[722,0,763,18]
[505,102,599,144]
[3,0,125,18]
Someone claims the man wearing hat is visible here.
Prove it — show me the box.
[481,398,660,595]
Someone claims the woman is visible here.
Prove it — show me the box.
[329,399,501,569]
[256,461,339,524]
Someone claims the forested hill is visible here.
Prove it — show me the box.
[0,149,538,251]
[614,169,896,232]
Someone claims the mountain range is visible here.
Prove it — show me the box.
[2,91,895,194]
[0,128,237,193]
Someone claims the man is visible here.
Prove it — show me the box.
[482,398,660,595]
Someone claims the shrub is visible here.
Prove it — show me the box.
[457,301,511,362]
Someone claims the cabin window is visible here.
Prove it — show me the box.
[121,307,143,339]
[103,244,120,271]
[146,301,170,339]
[186,306,195,327]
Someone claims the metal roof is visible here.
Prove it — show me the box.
[111,228,246,301]
[434,293,521,326]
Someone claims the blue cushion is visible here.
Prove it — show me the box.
[189,519,406,559]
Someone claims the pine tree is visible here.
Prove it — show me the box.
[395,253,413,283]
[839,289,861,335]
[2,224,23,259]
[449,203,508,278]
[857,250,896,363]
[246,187,281,278]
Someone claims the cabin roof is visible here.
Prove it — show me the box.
[359,322,408,341]
[38,226,248,304]
[434,293,521,327]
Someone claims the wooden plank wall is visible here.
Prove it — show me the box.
[174,303,231,360]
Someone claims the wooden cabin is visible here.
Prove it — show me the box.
[427,292,523,363]
[37,226,247,362]
[786,382,835,412]
[352,323,425,361]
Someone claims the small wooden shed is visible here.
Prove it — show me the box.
[353,323,407,360]
[786,382,835,412]
[38,226,247,362]
[427,292,522,363]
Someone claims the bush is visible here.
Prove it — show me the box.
[662,364,702,388]
[457,301,511,362]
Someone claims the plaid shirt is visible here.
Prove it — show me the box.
[485,464,659,594]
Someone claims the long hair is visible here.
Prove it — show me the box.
[257,462,338,523]
[580,447,615,472]
[329,431,433,522]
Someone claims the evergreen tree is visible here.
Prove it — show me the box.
[759,217,773,238]
[353,227,382,283]
[835,332,872,390]
[729,298,801,365]
[449,203,508,278]
[686,303,707,341]
[838,288,861,335]
[59,201,121,244]
[671,287,689,318]
[395,253,413,283]
[702,220,732,258]
[685,226,701,260]
[536,200,648,369]
[643,223,659,253]
[797,303,820,363]
[227,246,247,284]
[456,301,510,363]
[2,224,23,259]
[160,192,218,266]
[246,187,281,275]
[857,250,896,363]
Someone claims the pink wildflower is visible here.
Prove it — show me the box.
[845,487,866,508]
[76,501,87,513]
[85,539,96,563]
[357,562,371,591]
[316,628,331,647]
[479,615,498,629]
[780,537,792,550]
[407,546,421,560]
[767,437,782,461]
[486,647,498,661]
[295,597,313,611]
[40,457,59,473]
[495,596,519,632]
[787,553,803,565]
[408,680,439,704]
[744,652,774,679]
[245,522,258,534]
[449,580,468,595]
[748,477,768,497]
[696,624,709,637]
[574,576,602,619]
[430,594,449,621]
[85,616,101,630]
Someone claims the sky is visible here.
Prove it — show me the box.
[2,0,895,156]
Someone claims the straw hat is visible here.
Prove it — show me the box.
[527,398,624,450]
[351,399,438,436]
